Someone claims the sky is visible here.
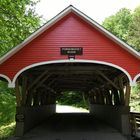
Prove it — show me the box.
[35,0,140,23]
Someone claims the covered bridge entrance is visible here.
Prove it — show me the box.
[0,5,140,139]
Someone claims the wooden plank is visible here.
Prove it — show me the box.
[33,71,99,75]
[55,86,87,91]
[34,65,113,71]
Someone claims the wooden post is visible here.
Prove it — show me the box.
[21,76,28,106]
[92,91,96,104]
[40,89,45,105]
[118,77,125,105]
[89,91,96,104]
[104,88,110,105]
[26,90,33,106]
[15,80,21,107]
[100,89,105,104]
[33,91,40,106]
[125,82,131,106]
[107,88,113,105]
[111,87,121,105]
[95,89,100,104]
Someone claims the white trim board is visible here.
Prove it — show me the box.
[0,74,12,87]
[6,59,134,87]
[0,5,140,65]
[133,73,140,84]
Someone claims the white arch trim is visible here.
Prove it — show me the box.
[0,74,13,87]
[8,59,134,88]
[133,73,140,85]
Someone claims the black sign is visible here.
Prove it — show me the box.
[61,47,83,55]
[16,114,25,122]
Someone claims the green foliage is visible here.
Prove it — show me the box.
[103,5,140,52]
[57,91,89,109]
[0,122,15,140]
[0,81,16,139]
[0,81,16,125]
[102,8,132,41]
[0,0,41,56]
[130,83,140,112]
[0,1,42,138]
[127,6,140,51]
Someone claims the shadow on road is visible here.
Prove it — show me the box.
[10,113,127,140]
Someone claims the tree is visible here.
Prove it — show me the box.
[0,1,43,137]
[130,84,140,112]
[0,0,42,56]
[102,6,140,112]
[102,8,132,42]
[127,6,140,51]
[57,91,89,109]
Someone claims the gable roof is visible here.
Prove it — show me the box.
[0,5,140,64]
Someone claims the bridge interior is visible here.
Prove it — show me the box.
[17,63,129,106]
[14,63,131,138]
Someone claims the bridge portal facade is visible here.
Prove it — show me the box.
[0,5,140,138]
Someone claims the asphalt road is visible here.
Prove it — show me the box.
[11,113,127,140]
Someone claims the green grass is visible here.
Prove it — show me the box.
[0,122,15,140]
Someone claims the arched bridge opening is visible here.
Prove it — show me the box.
[14,62,131,138]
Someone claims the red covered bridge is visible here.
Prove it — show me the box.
[1,5,140,139]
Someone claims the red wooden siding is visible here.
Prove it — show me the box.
[0,12,140,80]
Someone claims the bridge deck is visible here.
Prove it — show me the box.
[10,113,127,140]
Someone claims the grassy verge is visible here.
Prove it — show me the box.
[0,122,15,140]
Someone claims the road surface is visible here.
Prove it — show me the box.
[9,105,127,140]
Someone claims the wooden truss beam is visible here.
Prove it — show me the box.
[28,70,48,90]
[33,74,51,91]
[97,71,120,90]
